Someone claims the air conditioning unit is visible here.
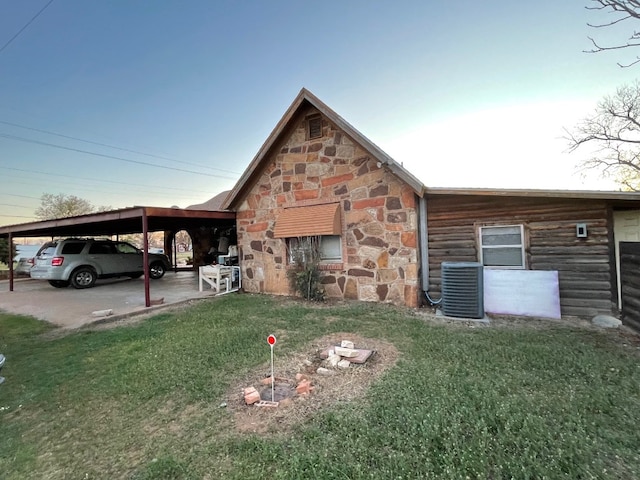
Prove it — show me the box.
[441,262,484,319]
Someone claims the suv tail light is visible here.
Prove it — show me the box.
[28,258,34,266]
[51,257,64,267]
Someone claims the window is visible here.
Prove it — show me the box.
[115,242,139,254]
[307,115,322,139]
[287,235,342,264]
[88,242,116,255]
[479,225,525,268]
[61,242,85,255]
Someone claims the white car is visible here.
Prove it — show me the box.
[30,238,172,289]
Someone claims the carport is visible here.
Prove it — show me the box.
[0,206,236,307]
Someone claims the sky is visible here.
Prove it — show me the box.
[1,0,639,228]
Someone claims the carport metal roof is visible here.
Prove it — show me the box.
[0,206,236,307]
[0,206,235,238]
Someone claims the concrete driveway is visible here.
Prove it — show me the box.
[0,271,219,329]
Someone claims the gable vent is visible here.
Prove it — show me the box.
[307,115,322,139]
[441,262,484,319]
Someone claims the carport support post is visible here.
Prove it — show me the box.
[8,232,13,292]
[142,208,151,308]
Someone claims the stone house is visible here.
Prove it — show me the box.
[222,88,426,307]
[222,88,640,324]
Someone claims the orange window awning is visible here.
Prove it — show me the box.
[273,203,341,238]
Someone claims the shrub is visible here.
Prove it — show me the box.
[286,236,325,301]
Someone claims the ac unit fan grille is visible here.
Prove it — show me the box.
[441,262,484,319]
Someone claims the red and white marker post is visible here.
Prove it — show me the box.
[267,334,277,402]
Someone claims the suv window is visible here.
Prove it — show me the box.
[88,242,116,254]
[61,242,85,254]
[39,244,58,256]
[115,242,139,254]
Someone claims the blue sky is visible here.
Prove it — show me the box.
[1,0,639,227]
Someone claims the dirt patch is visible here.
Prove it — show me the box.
[225,332,399,435]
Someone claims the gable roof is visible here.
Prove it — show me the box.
[222,88,425,210]
[186,190,231,211]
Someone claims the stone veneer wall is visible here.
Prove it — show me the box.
[235,108,421,308]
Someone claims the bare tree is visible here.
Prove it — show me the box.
[34,193,111,220]
[585,0,640,67]
[566,81,640,190]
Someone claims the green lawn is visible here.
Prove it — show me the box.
[1,294,639,479]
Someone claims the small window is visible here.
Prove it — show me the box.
[61,242,85,255]
[479,225,525,268]
[307,115,322,139]
[287,235,342,264]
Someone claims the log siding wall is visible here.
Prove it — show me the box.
[620,242,640,330]
[426,195,615,318]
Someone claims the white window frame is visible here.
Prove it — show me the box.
[287,235,342,264]
[479,224,526,269]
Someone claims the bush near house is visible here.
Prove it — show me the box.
[0,295,639,479]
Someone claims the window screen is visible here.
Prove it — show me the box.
[480,225,525,268]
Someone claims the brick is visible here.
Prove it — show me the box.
[385,224,404,231]
[401,231,417,248]
[377,251,389,268]
[334,346,359,358]
[360,237,388,248]
[296,379,312,395]
[341,340,355,349]
[404,284,419,308]
[321,173,354,187]
[377,284,389,301]
[386,197,402,210]
[294,189,319,201]
[353,198,385,210]
[348,268,374,278]
[244,387,261,405]
[337,360,351,369]
[401,187,416,209]
[369,184,389,197]
[387,212,408,223]
[327,353,341,366]
[236,210,256,220]
[246,222,269,232]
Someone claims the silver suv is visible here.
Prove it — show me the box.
[30,238,172,289]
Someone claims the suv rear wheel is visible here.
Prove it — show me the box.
[149,262,166,279]
[70,267,97,289]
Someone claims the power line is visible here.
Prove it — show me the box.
[0,166,213,195]
[0,0,56,55]
[0,176,200,200]
[0,133,239,179]
[0,192,41,200]
[0,120,242,175]
[0,203,32,209]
